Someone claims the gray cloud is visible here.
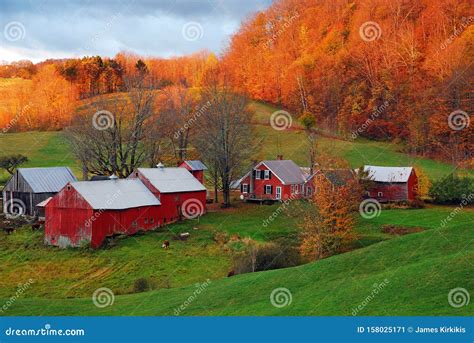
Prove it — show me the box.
[0,0,271,62]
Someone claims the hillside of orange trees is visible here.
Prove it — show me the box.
[222,0,473,164]
[0,0,472,165]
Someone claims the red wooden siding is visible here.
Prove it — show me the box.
[366,170,418,202]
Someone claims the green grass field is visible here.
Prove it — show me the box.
[1,205,472,316]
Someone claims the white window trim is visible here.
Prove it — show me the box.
[276,186,282,199]
[255,170,260,180]
[378,191,383,197]
[291,185,295,194]
[264,170,270,180]
[242,184,249,194]
[265,185,272,194]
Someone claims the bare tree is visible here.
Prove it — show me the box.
[66,76,155,178]
[194,85,255,207]
[156,85,196,163]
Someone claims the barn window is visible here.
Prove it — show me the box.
[378,192,383,197]
[366,191,370,196]
[307,187,313,196]
[67,185,71,191]
[291,185,295,194]
[242,184,249,193]
[150,218,154,224]
[264,185,272,194]
[144,218,148,224]
[264,170,270,180]
[132,221,138,228]
[255,170,260,179]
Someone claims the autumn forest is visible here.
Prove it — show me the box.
[1,0,473,167]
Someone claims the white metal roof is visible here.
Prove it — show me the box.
[363,165,413,183]
[17,167,77,193]
[183,160,208,171]
[36,197,52,208]
[71,179,161,210]
[137,167,206,193]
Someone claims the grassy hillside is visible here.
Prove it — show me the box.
[1,100,470,186]
[1,205,472,316]
[0,131,79,184]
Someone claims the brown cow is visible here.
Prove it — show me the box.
[162,240,170,249]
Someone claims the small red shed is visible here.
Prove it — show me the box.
[178,160,207,184]
[363,165,418,202]
[129,166,207,223]
[44,179,161,248]
[237,159,312,202]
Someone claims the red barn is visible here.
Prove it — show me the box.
[129,166,207,223]
[178,160,207,184]
[363,166,418,202]
[44,179,161,248]
[237,159,312,202]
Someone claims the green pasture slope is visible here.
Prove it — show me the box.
[1,206,473,316]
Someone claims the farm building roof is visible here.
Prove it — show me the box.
[182,160,208,170]
[137,167,206,193]
[260,160,307,185]
[36,197,52,208]
[363,166,413,183]
[317,169,355,187]
[14,167,77,193]
[71,179,161,210]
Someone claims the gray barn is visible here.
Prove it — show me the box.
[2,167,77,216]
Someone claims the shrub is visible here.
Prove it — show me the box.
[429,174,474,204]
[213,231,229,245]
[133,278,150,293]
[231,241,300,275]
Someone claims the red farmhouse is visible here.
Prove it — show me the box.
[363,165,418,202]
[237,159,313,202]
[44,179,161,248]
[129,166,207,223]
[178,160,207,184]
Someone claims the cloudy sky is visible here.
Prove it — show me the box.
[0,0,271,63]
